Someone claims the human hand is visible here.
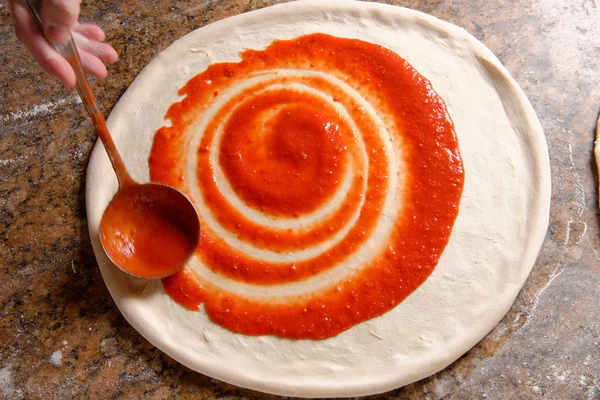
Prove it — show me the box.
[9,0,119,88]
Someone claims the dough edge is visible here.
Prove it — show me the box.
[595,114,600,206]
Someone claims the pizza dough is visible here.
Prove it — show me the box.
[595,115,600,205]
[86,0,550,397]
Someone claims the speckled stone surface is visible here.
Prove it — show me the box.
[1,0,599,399]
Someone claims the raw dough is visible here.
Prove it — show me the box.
[596,115,600,205]
[86,0,551,397]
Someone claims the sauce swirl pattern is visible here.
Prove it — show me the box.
[149,33,464,339]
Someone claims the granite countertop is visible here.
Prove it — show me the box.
[1,0,599,398]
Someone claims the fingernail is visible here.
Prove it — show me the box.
[46,26,69,43]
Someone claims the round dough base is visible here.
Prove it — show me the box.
[86,1,550,397]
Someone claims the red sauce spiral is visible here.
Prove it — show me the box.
[149,33,464,339]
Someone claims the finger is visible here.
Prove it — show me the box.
[73,31,119,64]
[31,35,76,87]
[41,0,82,42]
[9,0,76,87]
[90,42,119,64]
[28,35,76,87]
[9,0,38,40]
[74,23,105,42]
[79,50,108,80]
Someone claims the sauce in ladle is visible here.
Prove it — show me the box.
[100,182,200,279]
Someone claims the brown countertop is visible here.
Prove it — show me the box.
[1,0,599,398]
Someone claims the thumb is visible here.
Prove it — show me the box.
[41,0,81,42]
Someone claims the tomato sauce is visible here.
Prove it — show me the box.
[150,33,464,339]
[100,184,199,279]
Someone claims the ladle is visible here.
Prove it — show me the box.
[24,0,201,279]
